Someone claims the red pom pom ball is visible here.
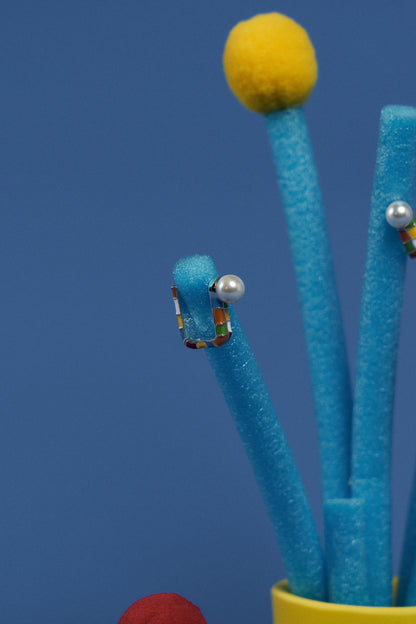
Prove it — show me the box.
[118,592,207,624]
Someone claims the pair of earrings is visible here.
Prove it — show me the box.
[171,200,413,351]
[172,274,245,349]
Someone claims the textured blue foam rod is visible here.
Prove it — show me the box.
[404,564,416,607]
[324,498,370,605]
[351,105,416,606]
[265,107,351,503]
[173,254,326,602]
[398,463,416,605]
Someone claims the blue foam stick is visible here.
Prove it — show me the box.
[351,105,416,606]
[265,107,351,503]
[398,462,416,605]
[173,254,326,602]
[324,498,370,606]
[404,562,416,607]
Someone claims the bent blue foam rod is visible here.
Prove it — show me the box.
[223,12,351,505]
[351,105,416,606]
[173,254,326,602]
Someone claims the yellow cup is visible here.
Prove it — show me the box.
[271,580,416,623]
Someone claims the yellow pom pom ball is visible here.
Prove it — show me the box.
[223,13,318,114]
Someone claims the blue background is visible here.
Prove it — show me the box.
[1,1,416,622]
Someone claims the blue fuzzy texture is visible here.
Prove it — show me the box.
[173,254,326,602]
[265,107,351,503]
[352,105,416,605]
[325,498,370,605]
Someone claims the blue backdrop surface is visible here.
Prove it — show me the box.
[1,1,416,622]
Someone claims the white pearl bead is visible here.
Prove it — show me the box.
[215,274,245,303]
[385,201,413,229]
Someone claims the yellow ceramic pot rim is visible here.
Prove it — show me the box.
[271,580,416,623]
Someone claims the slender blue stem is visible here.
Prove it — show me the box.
[324,498,371,605]
[173,254,326,602]
[351,105,416,606]
[265,107,353,603]
[265,107,351,503]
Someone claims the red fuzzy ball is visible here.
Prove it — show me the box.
[118,592,207,624]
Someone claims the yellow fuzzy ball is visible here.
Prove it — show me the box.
[223,13,318,114]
